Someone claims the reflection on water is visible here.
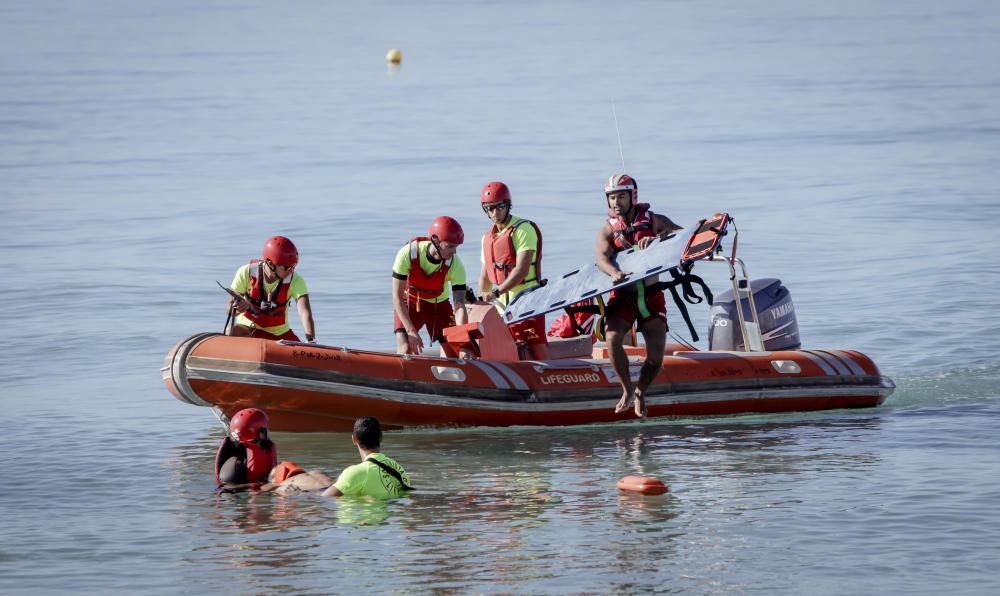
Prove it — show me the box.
[5,383,996,592]
[146,412,895,590]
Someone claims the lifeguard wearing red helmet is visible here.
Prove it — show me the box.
[480,181,511,205]
[391,217,470,355]
[214,407,278,486]
[477,180,550,360]
[225,236,316,342]
[428,216,465,245]
[229,407,269,443]
[263,236,299,266]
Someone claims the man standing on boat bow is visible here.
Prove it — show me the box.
[596,174,682,417]
[227,236,315,342]
[392,217,469,355]
[478,181,550,360]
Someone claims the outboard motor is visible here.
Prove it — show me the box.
[709,278,800,351]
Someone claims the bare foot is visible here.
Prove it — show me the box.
[614,389,633,414]
[633,390,647,418]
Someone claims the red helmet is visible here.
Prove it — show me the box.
[229,408,269,444]
[605,174,637,202]
[263,236,298,266]
[480,181,511,205]
[428,216,464,245]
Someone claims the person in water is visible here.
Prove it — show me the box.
[392,216,469,355]
[215,408,278,487]
[477,181,549,360]
[227,235,316,342]
[322,416,412,498]
[258,418,411,498]
[595,174,682,417]
[259,461,335,495]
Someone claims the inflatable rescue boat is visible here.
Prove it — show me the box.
[163,213,894,431]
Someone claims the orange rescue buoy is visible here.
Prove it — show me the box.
[617,475,669,495]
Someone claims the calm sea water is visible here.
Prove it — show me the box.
[3,0,999,593]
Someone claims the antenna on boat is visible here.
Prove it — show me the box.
[612,98,626,172]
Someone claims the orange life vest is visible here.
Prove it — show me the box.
[245,259,293,328]
[608,203,655,252]
[405,238,452,301]
[483,218,542,285]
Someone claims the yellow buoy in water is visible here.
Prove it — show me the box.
[386,48,402,64]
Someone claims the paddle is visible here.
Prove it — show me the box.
[216,280,258,335]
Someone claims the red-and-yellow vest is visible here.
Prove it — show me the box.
[608,203,656,252]
[245,259,293,328]
[483,218,543,285]
[405,237,452,301]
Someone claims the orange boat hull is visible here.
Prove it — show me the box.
[163,333,894,432]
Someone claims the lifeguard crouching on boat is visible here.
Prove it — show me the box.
[392,217,470,355]
[226,236,316,342]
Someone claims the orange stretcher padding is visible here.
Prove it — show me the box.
[682,212,730,262]
[617,475,669,495]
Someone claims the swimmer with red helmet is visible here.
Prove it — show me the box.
[226,236,316,342]
[391,217,469,355]
[215,408,279,488]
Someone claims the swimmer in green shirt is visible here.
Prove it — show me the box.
[322,416,412,499]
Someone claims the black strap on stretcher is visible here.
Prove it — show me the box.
[648,267,713,342]
[647,212,725,341]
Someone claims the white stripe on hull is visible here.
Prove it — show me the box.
[172,365,894,413]
[468,360,510,389]
[824,350,867,376]
[799,350,836,375]
[485,360,530,390]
